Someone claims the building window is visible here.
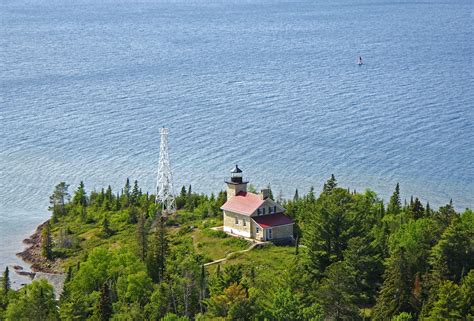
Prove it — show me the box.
[262,208,266,215]
[274,206,277,213]
[257,208,261,215]
[235,217,238,225]
[243,220,246,226]
[256,227,260,233]
[269,207,273,214]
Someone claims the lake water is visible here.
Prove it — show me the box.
[1,0,473,286]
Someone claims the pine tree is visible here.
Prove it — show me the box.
[425,202,431,217]
[147,217,169,283]
[180,185,187,198]
[114,192,121,211]
[128,206,138,224]
[411,197,424,219]
[136,214,148,261]
[293,189,299,201]
[460,270,474,318]
[122,178,131,207]
[322,174,337,194]
[379,201,386,220]
[429,280,464,319]
[101,215,112,237]
[387,183,401,215]
[429,216,473,283]
[373,248,417,320]
[186,185,194,212]
[435,202,457,228]
[307,186,316,203]
[41,222,53,260]
[2,266,10,295]
[97,282,113,321]
[131,180,140,206]
[316,261,358,319]
[305,188,356,277]
[72,181,87,207]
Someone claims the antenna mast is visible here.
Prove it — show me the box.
[156,127,176,215]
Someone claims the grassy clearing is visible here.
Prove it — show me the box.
[174,227,250,262]
[207,243,300,304]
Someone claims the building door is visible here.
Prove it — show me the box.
[266,228,273,240]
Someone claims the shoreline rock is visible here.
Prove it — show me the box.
[16,220,62,274]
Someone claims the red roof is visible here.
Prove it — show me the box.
[252,213,294,228]
[221,192,264,216]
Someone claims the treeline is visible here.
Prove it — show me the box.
[0,176,473,320]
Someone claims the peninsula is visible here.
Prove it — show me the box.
[1,172,473,320]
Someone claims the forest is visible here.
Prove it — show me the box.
[0,176,473,320]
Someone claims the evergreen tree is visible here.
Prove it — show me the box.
[101,215,112,237]
[460,269,474,318]
[373,248,417,320]
[316,261,359,319]
[114,192,121,211]
[122,178,131,207]
[128,206,138,224]
[97,282,113,321]
[147,218,169,283]
[428,280,464,319]
[435,202,457,228]
[429,215,474,283]
[2,266,10,295]
[176,186,187,209]
[293,189,299,201]
[305,188,358,277]
[131,180,140,206]
[387,183,401,215]
[72,181,87,207]
[322,174,337,194]
[306,186,316,203]
[136,214,148,261]
[343,236,384,306]
[41,222,53,260]
[102,186,113,211]
[180,186,187,198]
[410,197,424,220]
[186,185,194,211]
[425,202,431,217]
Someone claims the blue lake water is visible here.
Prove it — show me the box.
[1,0,473,285]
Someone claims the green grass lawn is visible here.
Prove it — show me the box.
[190,228,250,262]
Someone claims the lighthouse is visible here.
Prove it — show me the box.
[225,165,248,198]
[220,165,294,242]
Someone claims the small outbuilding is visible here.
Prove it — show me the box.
[221,165,294,242]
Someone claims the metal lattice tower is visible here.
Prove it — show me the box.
[156,127,176,215]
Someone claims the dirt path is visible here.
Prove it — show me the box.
[203,242,266,267]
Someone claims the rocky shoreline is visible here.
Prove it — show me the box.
[16,220,62,274]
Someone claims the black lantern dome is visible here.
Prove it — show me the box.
[229,165,244,183]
